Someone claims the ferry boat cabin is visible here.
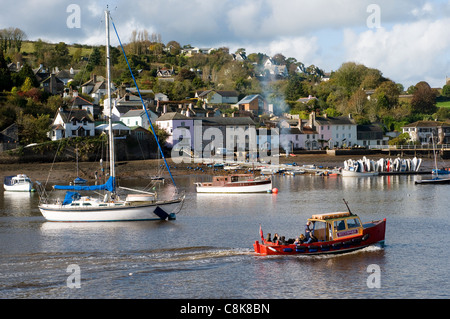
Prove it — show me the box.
[308,212,363,242]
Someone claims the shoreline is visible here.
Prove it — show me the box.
[0,154,442,184]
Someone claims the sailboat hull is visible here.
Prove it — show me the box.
[39,199,182,222]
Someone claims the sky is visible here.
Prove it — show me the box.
[2,0,450,89]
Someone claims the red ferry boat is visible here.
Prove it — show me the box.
[254,205,386,256]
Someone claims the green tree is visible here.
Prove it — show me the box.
[284,74,306,101]
[20,77,34,92]
[411,81,437,114]
[442,84,450,98]
[17,113,51,145]
[373,81,400,110]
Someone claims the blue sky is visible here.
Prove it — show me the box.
[1,0,450,89]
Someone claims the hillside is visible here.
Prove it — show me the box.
[1,33,449,147]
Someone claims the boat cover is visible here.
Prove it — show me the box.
[54,176,115,192]
[62,191,81,205]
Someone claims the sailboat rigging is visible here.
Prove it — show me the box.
[36,9,184,221]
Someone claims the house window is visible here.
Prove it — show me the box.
[85,130,90,136]
[72,130,77,136]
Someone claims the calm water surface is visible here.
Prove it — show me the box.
[0,173,449,299]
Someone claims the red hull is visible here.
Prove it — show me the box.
[254,219,386,255]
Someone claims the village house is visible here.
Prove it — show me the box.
[120,109,157,130]
[156,112,194,148]
[81,75,115,104]
[276,117,320,151]
[69,94,94,115]
[195,90,239,104]
[182,47,216,56]
[235,94,267,115]
[56,67,80,86]
[260,58,288,78]
[310,112,358,149]
[50,107,95,141]
[356,124,388,148]
[0,123,19,152]
[402,121,450,145]
[40,74,65,95]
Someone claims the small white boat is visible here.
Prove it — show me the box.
[341,169,379,177]
[3,174,33,192]
[195,174,273,193]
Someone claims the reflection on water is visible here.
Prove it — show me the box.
[1,173,450,299]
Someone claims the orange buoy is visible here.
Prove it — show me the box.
[272,188,278,194]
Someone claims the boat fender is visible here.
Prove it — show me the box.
[296,246,306,252]
[283,248,293,252]
[320,245,330,251]
[352,237,362,244]
[307,246,318,253]
[362,234,370,241]
[332,243,342,249]
[343,240,352,247]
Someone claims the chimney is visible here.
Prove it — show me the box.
[298,118,304,130]
[309,111,316,130]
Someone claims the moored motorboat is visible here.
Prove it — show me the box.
[254,201,386,256]
[195,174,273,193]
[3,174,33,192]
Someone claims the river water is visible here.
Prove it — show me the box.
[0,173,449,301]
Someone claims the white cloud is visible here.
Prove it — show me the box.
[2,0,450,87]
[344,17,450,87]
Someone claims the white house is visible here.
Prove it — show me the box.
[50,108,95,141]
[120,109,158,130]
[402,121,450,145]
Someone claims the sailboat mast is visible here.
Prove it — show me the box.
[105,9,115,180]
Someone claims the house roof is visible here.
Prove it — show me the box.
[57,109,94,123]
[71,95,93,106]
[315,115,356,125]
[402,121,450,128]
[200,117,255,126]
[237,94,263,104]
[156,112,191,121]
[121,109,146,117]
[197,90,238,98]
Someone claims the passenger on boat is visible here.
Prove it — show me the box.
[294,234,306,244]
[304,222,317,243]
[273,233,280,243]
[265,233,272,242]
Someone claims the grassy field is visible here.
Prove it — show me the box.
[21,41,94,56]
[437,100,450,108]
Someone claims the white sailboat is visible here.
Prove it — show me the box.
[37,10,184,222]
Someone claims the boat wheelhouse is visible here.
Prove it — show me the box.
[254,209,386,255]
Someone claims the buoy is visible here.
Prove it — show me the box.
[272,188,278,194]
